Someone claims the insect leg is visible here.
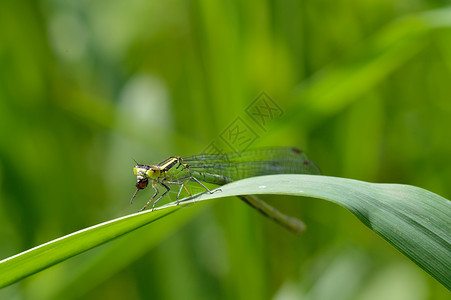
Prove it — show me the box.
[175,182,192,200]
[183,185,191,196]
[190,176,217,194]
[139,181,159,212]
[151,182,171,211]
[176,183,184,200]
[173,182,193,206]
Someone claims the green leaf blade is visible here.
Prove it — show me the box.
[0,175,449,290]
[179,175,451,289]
[0,206,181,288]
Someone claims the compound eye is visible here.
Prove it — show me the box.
[136,178,149,189]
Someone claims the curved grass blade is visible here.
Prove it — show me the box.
[0,174,449,290]
[182,175,449,289]
[0,205,183,288]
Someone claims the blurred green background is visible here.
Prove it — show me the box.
[1,0,450,299]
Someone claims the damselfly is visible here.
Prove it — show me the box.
[130,147,321,233]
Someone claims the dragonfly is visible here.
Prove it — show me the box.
[130,147,321,233]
